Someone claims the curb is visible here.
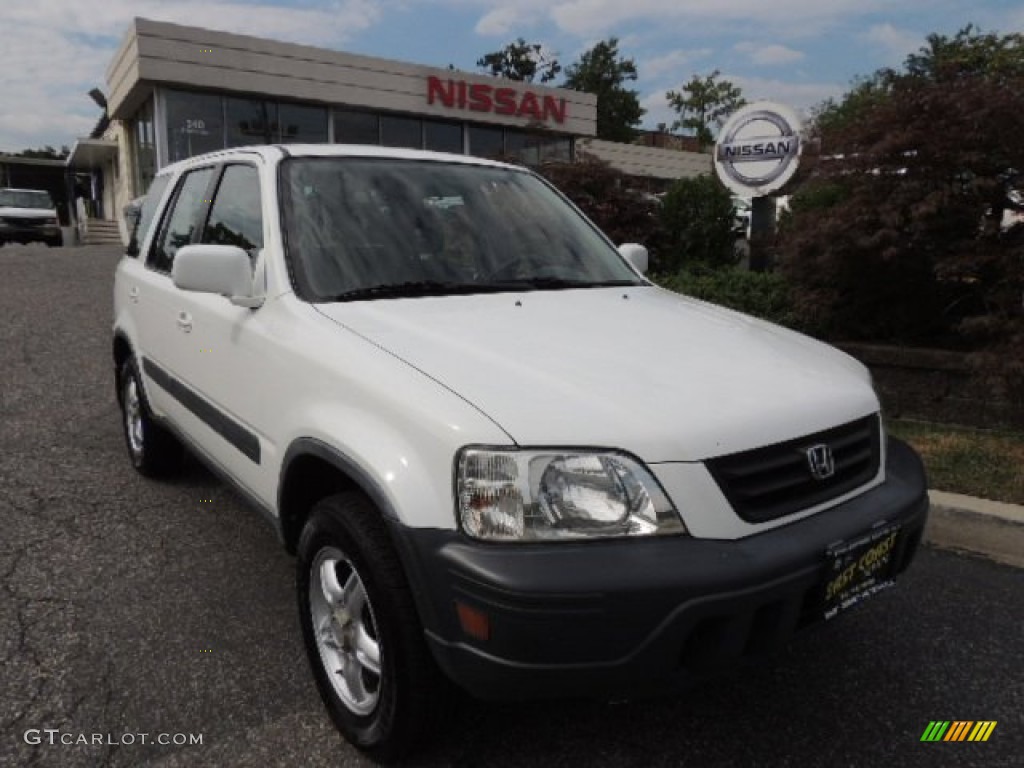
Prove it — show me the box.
[924,490,1024,568]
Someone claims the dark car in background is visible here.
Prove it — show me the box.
[0,188,62,247]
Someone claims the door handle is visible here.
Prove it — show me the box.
[128,286,140,303]
[176,311,193,333]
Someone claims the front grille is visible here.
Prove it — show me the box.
[706,415,881,523]
[4,217,47,228]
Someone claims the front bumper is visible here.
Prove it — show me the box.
[0,223,61,244]
[390,438,928,700]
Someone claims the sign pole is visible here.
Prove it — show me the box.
[748,196,775,272]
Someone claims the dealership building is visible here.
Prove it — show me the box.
[65,18,708,244]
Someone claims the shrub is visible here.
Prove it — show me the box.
[777,27,1024,350]
[536,158,664,257]
[651,265,801,329]
[658,175,737,272]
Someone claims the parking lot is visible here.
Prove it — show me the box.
[1,244,1022,767]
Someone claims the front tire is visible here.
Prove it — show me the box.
[118,358,183,477]
[297,493,452,761]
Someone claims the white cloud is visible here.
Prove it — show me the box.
[728,74,845,115]
[545,0,889,39]
[474,7,520,36]
[639,91,677,130]
[734,42,805,66]
[642,48,714,80]
[864,23,922,62]
[641,73,843,129]
[639,75,841,132]
[0,0,382,152]
[0,0,381,47]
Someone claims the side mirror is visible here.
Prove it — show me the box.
[172,244,264,308]
[618,243,649,275]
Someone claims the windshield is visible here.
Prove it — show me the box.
[280,157,644,301]
[0,189,54,210]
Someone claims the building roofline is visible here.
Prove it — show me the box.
[125,17,595,105]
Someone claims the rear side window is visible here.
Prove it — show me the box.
[201,165,263,257]
[128,175,171,258]
[148,167,215,273]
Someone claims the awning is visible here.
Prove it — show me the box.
[66,139,118,170]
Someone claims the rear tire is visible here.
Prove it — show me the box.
[118,358,183,477]
[297,492,453,761]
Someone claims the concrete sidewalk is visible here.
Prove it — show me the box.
[925,490,1024,568]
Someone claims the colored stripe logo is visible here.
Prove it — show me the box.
[921,721,997,742]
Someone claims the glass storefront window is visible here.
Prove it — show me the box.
[226,97,278,146]
[540,137,572,163]
[504,131,541,166]
[279,102,328,143]
[164,89,225,163]
[334,110,379,144]
[424,120,463,154]
[132,98,156,195]
[504,132,572,166]
[467,126,504,159]
[380,115,422,149]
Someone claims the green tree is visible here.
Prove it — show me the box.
[666,70,746,149]
[15,145,70,159]
[563,38,644,142]
[476,38,561,83]
[906,24,1024,80]
[658,175,737,271]
[812,76,890,139]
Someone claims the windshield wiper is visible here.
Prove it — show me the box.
[320,278,646,302]
[320,281,499,302]
[486,277,644,290]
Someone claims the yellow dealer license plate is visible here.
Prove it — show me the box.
[822,523,901,620]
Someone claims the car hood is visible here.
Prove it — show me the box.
[0,207,56,218]
[315,286,878,462]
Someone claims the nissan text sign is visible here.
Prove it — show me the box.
[426,76,567,124]
[715,102,804,196]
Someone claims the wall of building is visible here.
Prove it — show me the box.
[101,122,136,241]
[107,19,596,138]
[97,18,716,245]
[577,139,709,181]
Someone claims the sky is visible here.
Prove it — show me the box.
[1,0,1022,153]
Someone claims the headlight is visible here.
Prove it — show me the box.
[456,448,685,541]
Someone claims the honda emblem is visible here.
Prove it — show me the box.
[806,444,835,480]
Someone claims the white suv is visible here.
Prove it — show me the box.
[113,145,928,760]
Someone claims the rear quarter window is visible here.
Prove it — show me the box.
[130,175,172,258]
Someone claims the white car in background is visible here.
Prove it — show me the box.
[731,195,751,237]
[0,188,62,247]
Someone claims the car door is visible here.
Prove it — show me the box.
[133,165,218,424]
[167,161,276,497]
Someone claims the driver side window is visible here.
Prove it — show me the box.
[148,167,215,274]
[201,164,264,259]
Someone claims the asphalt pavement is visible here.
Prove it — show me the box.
[1,244,1022,767]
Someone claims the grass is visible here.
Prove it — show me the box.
[887,419,1024,505]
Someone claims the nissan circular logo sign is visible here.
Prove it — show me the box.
[714,102,804,196]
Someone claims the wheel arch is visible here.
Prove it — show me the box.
[112,331,134,405]
[278,438,400,555]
